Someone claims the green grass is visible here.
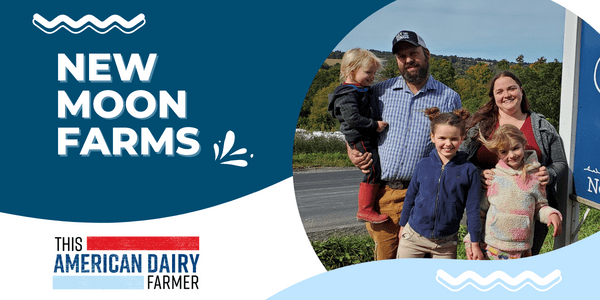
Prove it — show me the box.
[313,204,600,268]
[293,153,353,169]
[574,204,600,239]
[311,234,375,271]
[538,203,600,253]
[293,132,352,169]
[456,226,468,260]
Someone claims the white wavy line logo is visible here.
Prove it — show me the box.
[32,13,146,34]
[436,269,562,292]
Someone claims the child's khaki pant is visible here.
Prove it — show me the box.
[396,223,458,259]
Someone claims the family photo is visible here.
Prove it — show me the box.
[293,0,599,269]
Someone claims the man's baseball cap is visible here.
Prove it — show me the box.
[392,30,427,54]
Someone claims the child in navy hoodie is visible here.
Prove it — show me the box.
[396,107,484,259]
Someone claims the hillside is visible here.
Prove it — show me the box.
[326,50,528,76]
[302,50,561,132]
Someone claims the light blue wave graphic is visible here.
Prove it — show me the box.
[32,13,146,34]
[268,232,600,300]
[436,269,562,292]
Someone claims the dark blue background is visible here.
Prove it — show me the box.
[574,20,600,204]
[0,1,393,221]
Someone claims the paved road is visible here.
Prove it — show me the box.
[293,168,468,240]
[293,168,365,234]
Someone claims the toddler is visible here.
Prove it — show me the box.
[328,48,389,223]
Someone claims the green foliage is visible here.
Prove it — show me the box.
[380,56,399,80]
[455,62,495,113]
[311,235,375,270]
[574,204,600,241]
[298,66,340,129]
[455,77,487,114]
[328,50,344,59]
[538,204,600,253]
[293,134,347,154]
[307,81,339,131]
[306,65,341,101]
[320,63,332,70]
[293,132,351,168]
[511,60,562,128]
[457,225,468,260]
[497,59,510,71]
[430,57,456,90]
[299,51,563,131]
[534,56,548,65]
[430,54,498,76]
[466,62,494,85]
[293,153,354,169]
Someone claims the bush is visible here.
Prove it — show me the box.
[294,133,346,154]
[307,82,339,131]
[292,153,354,169]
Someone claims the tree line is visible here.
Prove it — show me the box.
[298,51,561,131]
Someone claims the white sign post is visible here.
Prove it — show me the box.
[556,10,581,248]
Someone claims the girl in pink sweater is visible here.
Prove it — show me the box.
[470,124,562,259]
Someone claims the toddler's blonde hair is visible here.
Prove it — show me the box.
[340,48,381,83]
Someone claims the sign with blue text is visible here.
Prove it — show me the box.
[574,21,600,204]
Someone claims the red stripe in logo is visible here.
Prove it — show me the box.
[87,236,199,250]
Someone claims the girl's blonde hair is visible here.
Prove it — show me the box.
[340,48,381,83]
[478,124,530,179]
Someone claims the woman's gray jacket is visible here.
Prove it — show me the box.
[459,111,568,208]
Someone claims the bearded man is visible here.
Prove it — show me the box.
[347,30,462,260]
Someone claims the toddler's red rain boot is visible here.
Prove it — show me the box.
[356,182,388,224]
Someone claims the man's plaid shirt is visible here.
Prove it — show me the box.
[372,75,461,181]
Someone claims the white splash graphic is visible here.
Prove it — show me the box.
[214,131,253,167]
[436,269,562,292]
[32,13,146,34]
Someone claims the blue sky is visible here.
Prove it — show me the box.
[333,0,566,63]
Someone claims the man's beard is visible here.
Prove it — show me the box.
[400,61,429,84]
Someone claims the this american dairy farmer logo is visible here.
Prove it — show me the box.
[53,237,200,290]
[32,13,146,34]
